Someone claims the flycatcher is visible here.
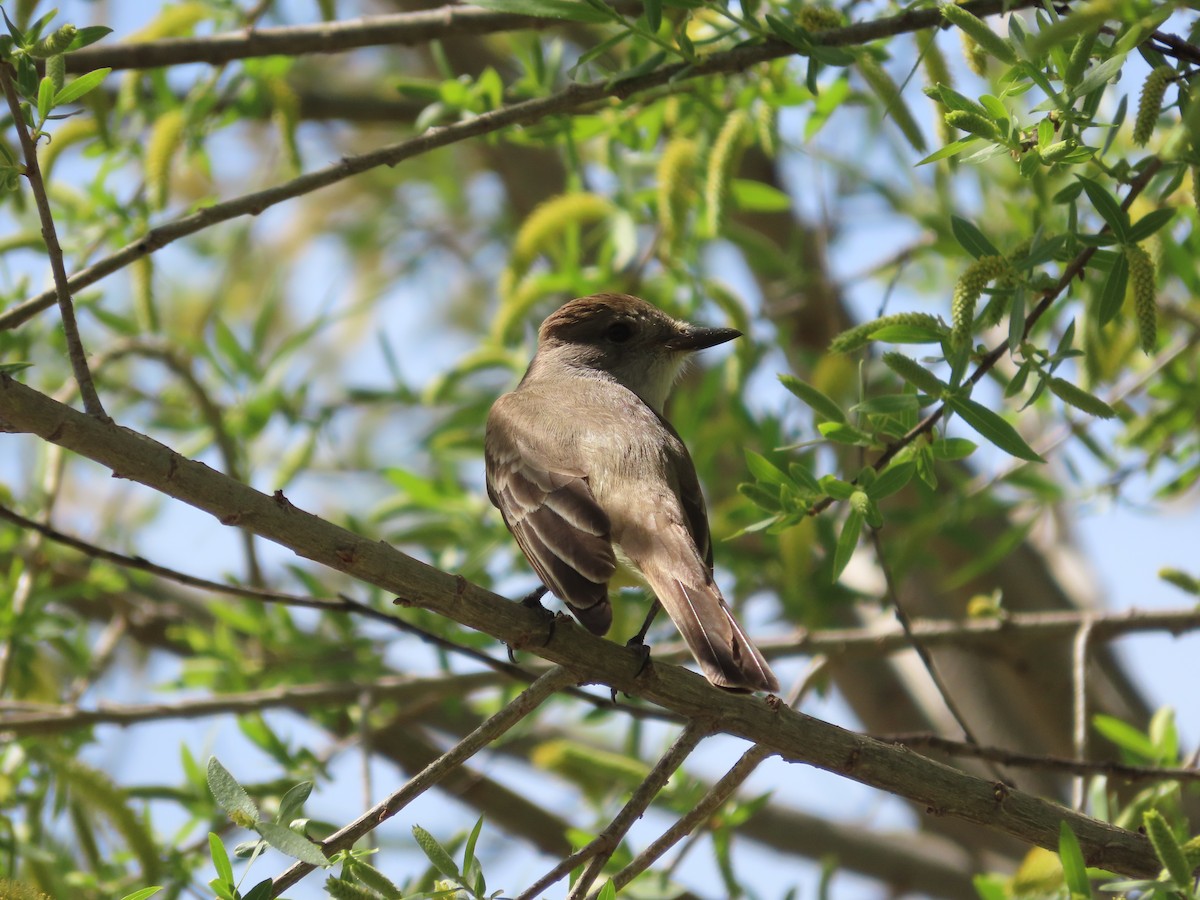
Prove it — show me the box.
[485,293,779,692]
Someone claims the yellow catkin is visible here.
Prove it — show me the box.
[919,31,956,146]
[830,312,945,353]
[754,102,777,158]
[1192,166,1200,215]
[951,255,1010,348]
[29,24,76,58]
[266,77,301,173]
[45,54,65,93]
[131,254,158,333]
[961,32,988,76]
[704,109,751,236]
[796,4,843,30]
[1064,29,1098,86]
[882,351,945,395]
[656,138,698,253]
[511,192,614,275]
[1124,242,1157,353]
[1048,376,1116,418]
[145,108,187,209]
[1144,810,1193,891]
[855,53,926,152]
[941,3,1015,65]
[1134,65,1174,146]
[944,110,997,140]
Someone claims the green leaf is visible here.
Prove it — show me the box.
[852,393,921,415]
[36,75,54,122]
[209,833,235,887]
[831,509,862,582]
[1076,176,1129,240]
[277,781,313,824]
[1096,249,1128,326]
[869,322,947,344]
[118,889,163,900]
[643,0,662,31]
[788,461,823,495]
[779,374,845,423]
[1092,714,1156,761]
[745,449,789,486]
[596,882,617,900]
[868,461,915,499]
[946,395,1043,462]
[1127,207,1175,242]
[730,178,792,212]
[0,361,32,374]
[471,0,610,20]
[950,215,1000,259]
[413,824,461,879]
[256,821,329,866]
[917,137,979,166]
[819,475,856,500]
[1058,822,1090,898]
[817,421,874,446]
[206,757,259,827]
[67,25,113,51]
[53,67,112,105]
[242,880,273,900]
[930,437,977,460]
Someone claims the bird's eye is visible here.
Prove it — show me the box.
[605,321,634,343]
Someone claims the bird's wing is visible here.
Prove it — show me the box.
[485,396,616,634]
[615,413,778,692]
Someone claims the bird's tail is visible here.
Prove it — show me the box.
[650,573,779,693]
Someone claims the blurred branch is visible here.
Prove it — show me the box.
[270,665,578,895]
[0,0,1039,332]
[65,4,643,72]
[0,375,1163,878]
[0,672,497,736]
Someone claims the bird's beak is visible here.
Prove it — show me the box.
[666,325,742,352]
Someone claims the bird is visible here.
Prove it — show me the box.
[485,292,779,692]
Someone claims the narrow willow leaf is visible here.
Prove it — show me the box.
[1096,249,1128,326]
[832,509,862,581]
[950,215,1001,259]
[946,396,1043,462]
[1077,175,1130,240]
[256,822,328,867]
[779,374,846,423]
[1058,822,1090,898]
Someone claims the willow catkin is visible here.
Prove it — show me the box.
[1133,65,1174,146]
[29,24,76,58]
[1047,377,1116,418]
[882,351,945,395]
[1124,242,1157,353]
[657,138,698,252]
[704,110,751,235]
[941,3,1016,65]
[951,255,1010,348]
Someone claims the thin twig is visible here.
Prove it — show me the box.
[0,64,105,416]
[868,527,1011,783]
[518,720,711,900]
[269,666,578,896]
[603,658,828,896]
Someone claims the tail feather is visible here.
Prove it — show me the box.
[658,576,779,693]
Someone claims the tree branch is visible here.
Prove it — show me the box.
[0,374,1162,878]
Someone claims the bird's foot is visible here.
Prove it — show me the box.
[506,586,555,663]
